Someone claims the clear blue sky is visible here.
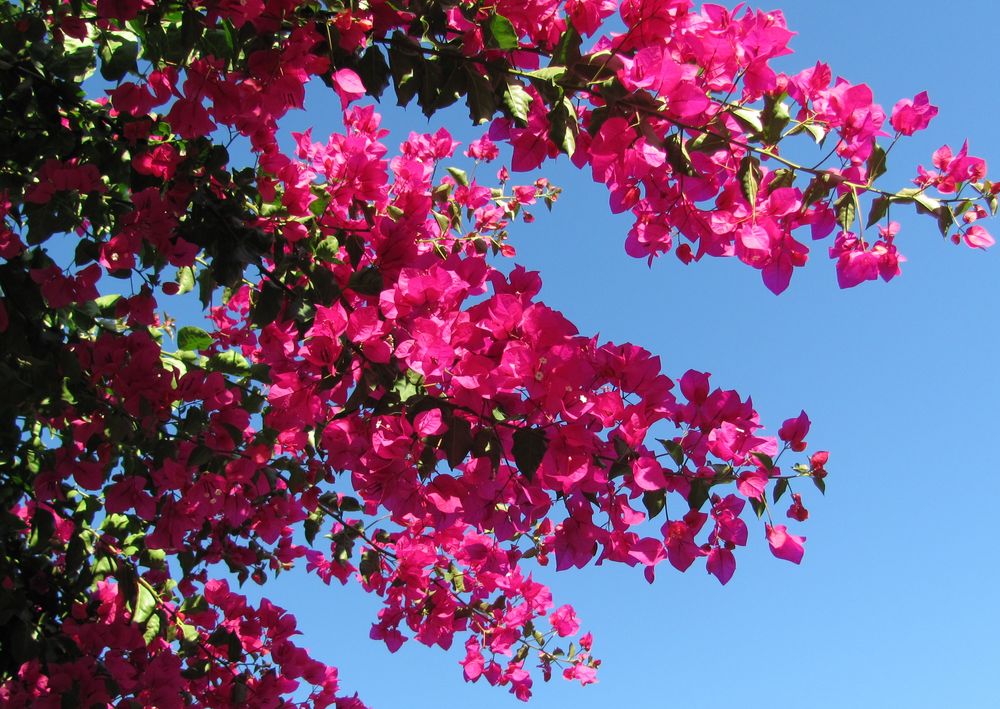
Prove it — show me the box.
[239,3,1000,707]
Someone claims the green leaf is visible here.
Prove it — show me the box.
[835,191,857,231]
[177,620,200,644]
[895,187,942,214]
[803,122,826,144]
[142,611,162,644]
[487,14,519,50]
[177,326,212,351]
[132,584,157,625]
[749,496,767,518]
[203,25,236,62]
[523,66,567,83]
[314,236,341,263]
[95,294,122,314]
[802,174,835,207]
[58,35,96,82]
[751,451,774,471]
[28,508,55,550]
[448,562,466,593]
[913,192,942,214]
[548,97,577,157]
[511,427,548,482]
[339,496,362,512]
[391,370,425,402]
[657,438,685,467]
[206,350,251,376]
[769,168,796,190]
[176,266,196,295]
[503,80,532,125]
[761,95,791,143]
[738,155,762,206]
[446,167,469,187]
[730,106,763,134]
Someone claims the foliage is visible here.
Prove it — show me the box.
[0,0,992,705]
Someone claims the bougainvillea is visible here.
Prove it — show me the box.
[0,0,994,705]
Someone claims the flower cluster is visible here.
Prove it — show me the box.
[0,0,991,705]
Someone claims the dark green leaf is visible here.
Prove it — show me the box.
[761,95,791,144]
[388,36,419,108]
[443,416,474,468]
[251,281,284,326]
[657,438,685,467]
[813,475,827,495]
[769,168,796,190]
[866,195,890,229]
[348,266,383,296]
[552,24,582,67]
[772,477,789,504]
[937,206,955,237]
[99,31,139,82]
[802,174,835,207]
[463,65,497,124]
[867,143,888,181]
[665,133,696,177]
[357,45,391,100]
[687,477,711,511]
[642,490,666,519]
[511,426,548,482]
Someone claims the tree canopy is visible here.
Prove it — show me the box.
[0,0,993,706]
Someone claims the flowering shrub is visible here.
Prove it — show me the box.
[0,0,993,705]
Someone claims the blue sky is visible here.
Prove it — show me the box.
[236,3,1000,707]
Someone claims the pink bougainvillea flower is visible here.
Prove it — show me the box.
[332,68,367,107]
[549,605,580,637]
[778,410,810,451]
[963,225,995,249]
[890,91,938,136]
[766,524,806,564]
[706,547,736,585]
